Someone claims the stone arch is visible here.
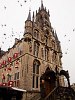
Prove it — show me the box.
[33,59,41,65]
[40,67,56,98]
[45,64,52,71]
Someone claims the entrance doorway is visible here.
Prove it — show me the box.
[40,67,56,97]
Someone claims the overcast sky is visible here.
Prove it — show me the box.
[0,0,75,84]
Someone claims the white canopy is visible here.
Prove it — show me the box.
[11,87,27,92]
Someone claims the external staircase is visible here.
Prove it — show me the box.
[31,86,75,100]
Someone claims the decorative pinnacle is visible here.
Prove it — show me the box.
[41,0,44,9]
[27,8,31,20]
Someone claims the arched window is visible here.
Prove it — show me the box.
[34,29,39,39]
[34,41,39,57]
[45,47,49,61]
[32,59,40,88]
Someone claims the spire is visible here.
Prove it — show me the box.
[41,0,44,9]
[32,11,34,19]
[48,9,50,16]
[55,31,58,41]
[27,8,31,20]
[32,11,34,22]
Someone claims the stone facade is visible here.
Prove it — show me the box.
[0,1,64,100]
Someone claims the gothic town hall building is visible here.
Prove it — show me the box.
[0,1,74,100]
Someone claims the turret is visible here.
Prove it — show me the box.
[24,9,33,42]
[32,11,34,22]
